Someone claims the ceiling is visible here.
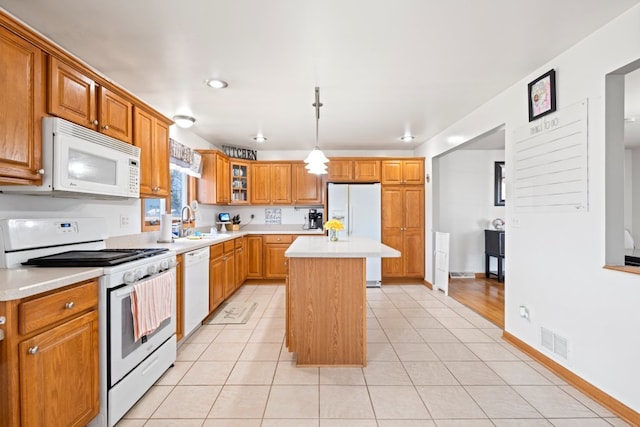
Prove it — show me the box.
[1,0,639,152]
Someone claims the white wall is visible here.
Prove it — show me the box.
[631,148,640,244]
[415,4,640,411]
[437,150,504,273]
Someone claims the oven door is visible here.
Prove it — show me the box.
[108,269,176,387]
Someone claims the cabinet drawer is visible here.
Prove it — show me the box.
[19,279,98,335]
[223,240,235,253]
[264,234,294,244]
[210,243,224,259]
[234,237,244,249]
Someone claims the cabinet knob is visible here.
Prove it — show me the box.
[35,169,44,175]
[102,125,110,130]
[91,119,99,126]
[153,187,160,192]
[28,346,39,355]
[64,301,75,310]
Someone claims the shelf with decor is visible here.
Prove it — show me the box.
[230,161,249,204]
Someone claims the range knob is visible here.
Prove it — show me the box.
[135,269,144,280]
[160,259,169,270]
[147,264,159,275]
[167,258,177,268]
[124,271,136,284]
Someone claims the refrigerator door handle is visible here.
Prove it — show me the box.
[349,205,354,235]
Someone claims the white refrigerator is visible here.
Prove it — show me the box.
[327,183,382,287]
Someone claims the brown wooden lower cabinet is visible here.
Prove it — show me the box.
[209,244,225,312]
[0,279,99,427]
[264,235,294,279]
[247,235,263,278]
[223,240,235,297]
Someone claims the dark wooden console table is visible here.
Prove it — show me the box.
[485,229,505,282]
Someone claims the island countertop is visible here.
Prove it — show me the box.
[285,236,400,258]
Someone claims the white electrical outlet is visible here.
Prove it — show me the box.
[120,215,129,228]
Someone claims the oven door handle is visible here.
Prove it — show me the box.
[111,269,175,298]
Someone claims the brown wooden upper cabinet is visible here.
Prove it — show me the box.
[327,158,380,182]
[134,107,171,197]
[292,162,323,205]
[197,150,230,204]
[381,159,424,185]
[48,56,133,143]
[0,25,45,185]
[250,162,292,205]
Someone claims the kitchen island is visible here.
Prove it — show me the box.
[284,236,400,366]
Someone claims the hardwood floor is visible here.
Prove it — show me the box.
[448,276,505,328]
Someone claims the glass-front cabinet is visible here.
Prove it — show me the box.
[230,161,249,204]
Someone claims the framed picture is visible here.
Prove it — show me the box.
[528,69,556,122]
[494,161,505,206]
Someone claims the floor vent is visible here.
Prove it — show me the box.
[449,272,475,279]
[541,327,568,359]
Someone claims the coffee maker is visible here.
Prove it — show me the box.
[308,209,323,229]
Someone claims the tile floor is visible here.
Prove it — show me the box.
[117,284,629,426]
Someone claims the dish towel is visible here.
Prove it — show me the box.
[130,271,173,341]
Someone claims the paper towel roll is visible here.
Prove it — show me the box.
[158,213,173,243]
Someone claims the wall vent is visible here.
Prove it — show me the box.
[541,327,568,359]
[449,272,475,279]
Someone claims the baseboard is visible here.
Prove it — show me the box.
[475,272,485,278]
[380,278,425,284]
[423,279,433,290]
[502,331,640,425]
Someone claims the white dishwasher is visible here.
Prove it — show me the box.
[183,246,210,337]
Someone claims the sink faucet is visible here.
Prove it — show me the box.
[180,205,193,237]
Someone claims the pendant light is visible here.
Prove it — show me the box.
[304,87,329,174]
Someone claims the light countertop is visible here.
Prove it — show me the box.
[285,236,400,258]
[0,267,103,301]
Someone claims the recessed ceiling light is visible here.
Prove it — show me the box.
[400,135,414,142]
[173,115,196,128]
[253,135,267,143]
[205,78,228,89]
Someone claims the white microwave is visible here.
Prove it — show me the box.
[0,117,140,199]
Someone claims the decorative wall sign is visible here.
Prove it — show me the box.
[265,208,282,224]
[513,99,588,212]
[528,69,556,122]
[222,145,258,160]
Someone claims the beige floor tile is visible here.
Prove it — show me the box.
[226,361,277,385]
[480,327,505,341]
[319,367,366,385]
[384,328,425,343]
[416,329,458,343]
[248,327,285,343]
[466,343,520,361]
[239,342,282,361]
[114,420,145,427]
[485,361,552,385]
[377,317,412,329]
[176,343,209,361]
[273,360,319,384]
[155,361,193,385]
[449,328,495,343]
[465,385,541,418]
[377,421,436,427]
[418,300,448,310]
[392,342,439,361]
[367,343,399,361]
[428,343,479,361]
[403,361,459,386]
[207,385,270,418]
[151,385,221,418]
[262,419,319,427]
[202,419,261,427]
[492,420,552,426]
[513,385,597,418]
[279,343,296,360]
[437,316,476,329]
[213,328,253,343]
[256,316,286,329]
[416,385,486,419]
[444,361,505,385]
[320,420,378,427]
[199,342,245,361]
[264,385,319,419]
[319,385,375,419]
[185,325,224,343]
[368,385,431,419]
[434,421,494,427]
[122,385,173,419]
[398,308,431,318]
[366,328,389,342]
[559,385,616,417]
[604,418,634,426]
[363,361,412,385]
[372,307,404,318]
[425,307,460,318]
[143,420,204,427]
[525,361,568,385]
[547,419,613,426]
[179,361,235,385]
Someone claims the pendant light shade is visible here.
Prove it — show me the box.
[304,87,329,175]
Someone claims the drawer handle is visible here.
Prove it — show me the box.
[64,301,75,310]
[102,125,110,130]
[28,346,39,355]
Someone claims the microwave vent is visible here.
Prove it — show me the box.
[53,118,140,158]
